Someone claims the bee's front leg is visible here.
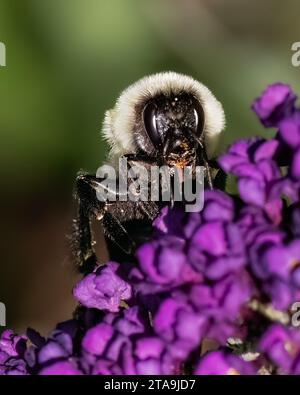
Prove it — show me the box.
[207,159,227,191]
[73,173,141,271]
[73,173,104,272]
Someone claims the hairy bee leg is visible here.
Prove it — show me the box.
[74,173,139,266]
[73,174,104,271]
[204,158,214,190]
[198,139,214,190]
[205,159,228,191]
[72,202,99,272]
[101,211,136,255]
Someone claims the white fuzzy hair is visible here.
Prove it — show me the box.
[102,71,225,165]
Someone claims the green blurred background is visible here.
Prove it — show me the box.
[0,0,299,334]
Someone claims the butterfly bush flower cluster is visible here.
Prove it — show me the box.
[2,82,300,375]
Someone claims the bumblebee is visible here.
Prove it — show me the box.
[73,72,225,269]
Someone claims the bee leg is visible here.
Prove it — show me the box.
[73,174,103,272]
[198,145,214,190]
[74,173,140,268]
[206,159,227,191]
[101,210,136,255]
[72,202,98,273]
[204,159,214,190]
[138,200,160,221]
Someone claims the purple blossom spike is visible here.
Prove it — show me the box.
[73,262,132,312]
[195,351,256,375]
[0,330,28,375]
[219,137,283,223]
[252,83,297,127]
[3,81,300,376]
[252,240,300,309]
[259,325,300,374]
[153,297,207,359]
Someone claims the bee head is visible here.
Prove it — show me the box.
[141,92,204,167]
[103,72,225,168]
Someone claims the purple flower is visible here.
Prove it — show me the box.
[219,138,283,223]
[201,190,234,223]
[153,296,206,360]
[130,191,255,350]
[189,272,253,342]
[90,335,175,375]
[245,223,296,308]
[277,111,300,184]
[0,354,28,376]
[153,205,186,236]
[236,205,277,246]
[195,351,256,375]
[219,138,279,173]
[73,262,132,312]
[185,191,238,281]
[252,83,297,128]
[189,221,245,280]
[81,307,177,375]
[0,330,27,357]
[251,84,300,194]
[39,361,83,375]
[259,325,300,374]
[0,330,28,375]
[133,337,175,375]
[3,81,300,376]
[82,323,114,357]
[25,320,84,375]
[151,271,253,356]
[131,235,202,294]
[247,224,285,280]
[251,240,300,310]
[279,111,300,150]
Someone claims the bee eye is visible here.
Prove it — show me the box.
[143,102,161,148]
[193,101,205,136]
